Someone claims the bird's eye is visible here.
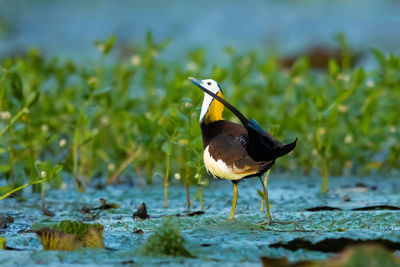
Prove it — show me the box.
[207,82,211,85]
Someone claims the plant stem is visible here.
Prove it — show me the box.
[0,107,28,137]
[72,121,80,191]
[8,125,15,184]
[320,157,329,193]
[0,179,46,201]
[185,114,192,210]
[185,183,191,211]
[41,183,45,211]
[135,167,144,187]
[197,161,203,212]
[164,130,176,208]
[107,148,141,185]
[260,169,271,212]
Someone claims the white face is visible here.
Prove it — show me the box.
[198,79,223,123]
[200,79,221,95]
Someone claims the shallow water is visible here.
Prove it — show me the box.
[1,0,400,64]
[1,175,399,266]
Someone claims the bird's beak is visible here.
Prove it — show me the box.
[188,77,205,90]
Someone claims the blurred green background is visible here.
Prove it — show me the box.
[0,0,399,199]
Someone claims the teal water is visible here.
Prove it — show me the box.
[0,0,400,64]
[1,175,399,265]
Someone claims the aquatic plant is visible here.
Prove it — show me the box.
[162,128,177,208]
[34,220,104,250]
[0,33,399,198]
[35,228,78,251]
[139,217,191,257]
[0,237,6,250]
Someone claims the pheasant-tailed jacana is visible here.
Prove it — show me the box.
[189,77,297,221]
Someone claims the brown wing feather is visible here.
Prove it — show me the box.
[205,121,273,176]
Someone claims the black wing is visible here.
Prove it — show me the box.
[199,86,297,161]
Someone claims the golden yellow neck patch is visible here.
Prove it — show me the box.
[205,92,224,124]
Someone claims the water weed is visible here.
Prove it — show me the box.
[0,34,399,198]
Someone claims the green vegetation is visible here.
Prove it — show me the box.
[0,33,399,198]
[55,220,103,240]
[0,237,6,250]
[139,217,191,257]
[33,220,105,250]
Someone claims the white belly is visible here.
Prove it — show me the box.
[203,146,245,181]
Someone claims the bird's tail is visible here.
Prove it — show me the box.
[274,138,297,158]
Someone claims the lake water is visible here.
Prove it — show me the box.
[0,0,400,64]
[1,175,399,265]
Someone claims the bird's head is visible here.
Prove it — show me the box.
[189,77,224,124]
[189,77,223,96]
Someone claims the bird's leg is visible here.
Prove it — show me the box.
[229,182,238,220]
[258,174,272,224]
[260,169,271,212]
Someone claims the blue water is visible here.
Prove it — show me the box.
[1,175,399,265]
[0,0,399,62]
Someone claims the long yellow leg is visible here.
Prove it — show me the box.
[229,182,238,220]
[259,173,272,224]
[260,169,271,212]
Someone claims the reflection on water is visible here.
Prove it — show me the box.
[0,0,399,62]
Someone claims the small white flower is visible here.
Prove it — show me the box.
[186,62,197,72]
[60,183,67,190]
[366,80,375,88]
[307,133,313,141]
[338,105,348,113]
[344,134,353,144]
[338,73,350,82]
[22,108,30,114]
[195,173,200,179]
[101,116,109,126]
[312,149,318,156]
[318,128,326,136]
[184,102,192,108]
[41,171,47,178]
[108,163,116,172]
[130,55,141,66]
[41,124,49,133]
[0,111,11,120]
[59,138,67,147]
[389,126,396,133]
[174,173,181,180]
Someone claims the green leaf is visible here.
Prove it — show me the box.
[10,72,23,101]
[372,49,386,67]
[329,59,339,78]
[257,189,265,200]
[0,237,6,250]
[26,90,40,108]
[0,185,12,195]
[0,147,7,154]
[321,103,336,119]
[161,142,169,154]
[291,57,309,77]
[0,164,10,172]
[94,34,116,55]
[353,68,365,86]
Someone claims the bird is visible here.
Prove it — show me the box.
[189,77,297,221]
